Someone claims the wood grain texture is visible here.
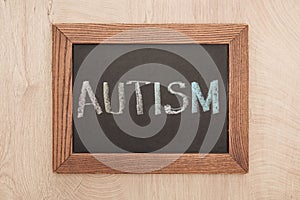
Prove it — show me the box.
[57,154,245,174]
[54,23,246,44]
[52,23,248,174]
[228,26,249,171]
[52,26,73,171]
[1,0,300,199]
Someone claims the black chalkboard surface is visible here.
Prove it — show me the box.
[72,44,228,154]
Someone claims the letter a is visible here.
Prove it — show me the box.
[77,81,102,118]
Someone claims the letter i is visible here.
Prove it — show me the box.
[154,82,161,115]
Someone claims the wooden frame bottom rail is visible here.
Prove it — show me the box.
[56,154,245,174]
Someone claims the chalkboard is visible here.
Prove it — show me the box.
[72,44,229,154]
[52,24,248,174]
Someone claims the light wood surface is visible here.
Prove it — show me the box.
[1,0,300,199]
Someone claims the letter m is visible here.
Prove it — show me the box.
[191,80,219,114]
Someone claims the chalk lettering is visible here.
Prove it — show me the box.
[77,81,102,118]
[164,81,189,114]
[77,80,220,118]
[191,80,219,114]
[126,80,151,115]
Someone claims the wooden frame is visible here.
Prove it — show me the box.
[52,24,248,174]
